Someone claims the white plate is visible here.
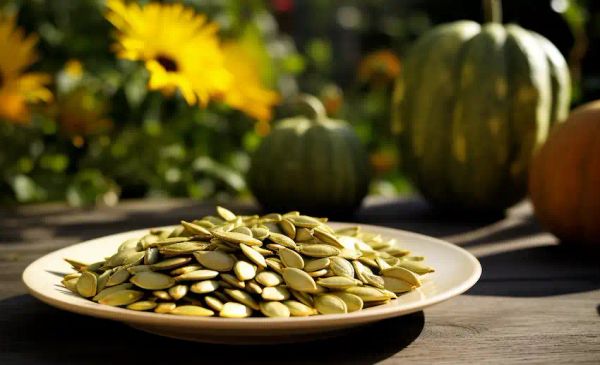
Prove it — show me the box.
[22,223,481,344]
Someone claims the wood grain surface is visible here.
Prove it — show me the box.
[1,197,598,364]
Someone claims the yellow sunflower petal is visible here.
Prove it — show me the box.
[0,14,51,124]
[220,42,279,122]
[105,0,230,106]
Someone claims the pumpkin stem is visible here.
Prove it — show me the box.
[483,0,502,23]
[295,94,328,122]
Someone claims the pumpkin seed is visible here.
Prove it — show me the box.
[290,289,314,307]
[168,285,188,300]
[382,276,415,293]
[314,294,347,314]
[282,268,318,292]
[170,264,202,276]
[170,305,214,316]
[312,227,344,248]
[224,289,260,310]
[335,226,360,236]
[240,243,267,267]
[329,257,354,278]
[63,272,82,281]
[345,287,391,302]
[317,276,360,289]
[307,269,329,278]
[363,272,385,289]
[190,280,219,294]
[260,301,290,318]
[299,244,341,258]
[261,213,282,222]
[98,289,144,306]
[154,302,177,313]
[304,258,330,272]
[104,268,128,287]
[147,236,190,248]
[168,226,185,237]
[118,238,140,252]
[193,251,235,272]
[174,269,219,281]
[144,248,159,265]
[295,228,313,242]
[403,256,425,261]
[131,272,175,290]
[127,300,157,311]
[150,291,170,301]
[268,232,297,249]
[204,296,224,312]
[381,266,422,286]
[252,246,273,256]
[283,300,314,316]
[159,241,212,256]
[212,230,262,247]
[127,265,153,274]
[64,258,88,271]
[251,227,270,240]
[265,257,284,274]
[62,278,79,293]
[279,219,296,239]
[261,286,290,301]
[278,247,304,269]
[231,226,253,236]
[220,273,246,289]
[363,299,391,308]
[93,283,133,302]
[233,260,257,281]
[151,257,192,271]
[96,270,110,292]
[216,206,237,221]
[180,220,213,238]
[76,271,97,298]
[396,260,435,275]
[220,302,252,318]
[288,215,322,228]
[375,257,392,270]
[255,271,284,287]
[246,280,263,295]
[331,292,363,312]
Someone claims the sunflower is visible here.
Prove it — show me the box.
[220,41,280,122]
[0,14,52,124]
[105,0,231,106]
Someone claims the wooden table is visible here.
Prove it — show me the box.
[1,197,598,364]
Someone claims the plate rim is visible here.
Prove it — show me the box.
[22,222,481,329]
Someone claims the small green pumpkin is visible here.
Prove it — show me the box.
[391,0,570,212]
[248,95,370,214]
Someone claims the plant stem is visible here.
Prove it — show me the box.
[296,94,327,122]
[483,0,502,23]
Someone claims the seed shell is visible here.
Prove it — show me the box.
[260,301,290,318]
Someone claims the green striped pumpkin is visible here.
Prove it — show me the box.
[248,95,370,214]
[392,18,570,212]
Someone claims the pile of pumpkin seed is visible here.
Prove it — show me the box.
[62,207,434,318]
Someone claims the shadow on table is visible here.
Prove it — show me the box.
[0,202,256,244]
[0,295,424,364]
[467,244,600,297]
[355,198,555,249]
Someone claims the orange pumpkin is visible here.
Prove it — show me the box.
[529,100,600,248]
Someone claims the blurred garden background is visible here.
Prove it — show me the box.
[0,0,598,207]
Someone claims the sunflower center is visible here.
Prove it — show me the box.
[0,71,4,88]
[156,54,178,72]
